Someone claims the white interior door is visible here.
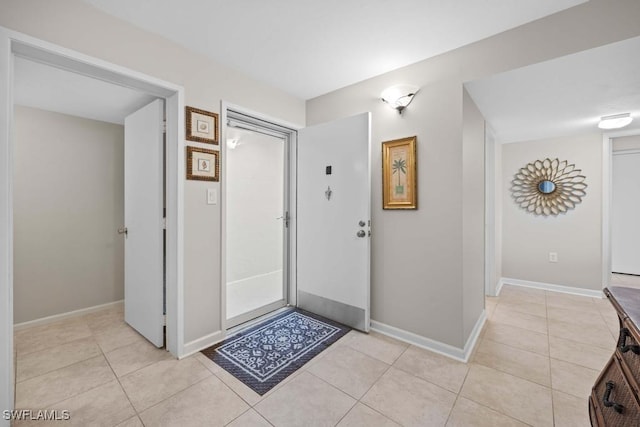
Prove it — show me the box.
[297,112,371,331]
[123,99,165,347]
[612,151,640,275]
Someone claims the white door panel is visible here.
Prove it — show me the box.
[612,152,640,275]
[124,99,164,347]
[297,112,371,331]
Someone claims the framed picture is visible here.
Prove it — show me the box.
[382,136,417,209]
[186,106,219,144]
[186,146,219,181]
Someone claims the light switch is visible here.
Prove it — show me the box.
[207,188,217,205]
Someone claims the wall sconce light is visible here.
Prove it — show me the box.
[381,84,420,114]
[598,113,633,130]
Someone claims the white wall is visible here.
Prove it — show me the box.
[501,133,603,291]
[13,106,124,323]
[0,0,305,346]
[226,128,284,283]
[306,0,640,350]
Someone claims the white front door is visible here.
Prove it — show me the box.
[297,112,371,331]
[123,99,165,347]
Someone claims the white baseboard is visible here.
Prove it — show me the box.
[495,278,505,296]
[181,330,225,359]
[501,277,604,298]
[370,310,486,363]
[14,300,124,331]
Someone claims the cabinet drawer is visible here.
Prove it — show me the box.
[592,357,640,426]
[618,320,640,387]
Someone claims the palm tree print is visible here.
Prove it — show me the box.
[392,158,407,194]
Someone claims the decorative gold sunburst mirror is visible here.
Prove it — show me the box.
[511,158,587,216]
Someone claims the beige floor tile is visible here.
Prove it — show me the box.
[16,337,101,382]
[547,306,608,328]
[44,380,135,427]
[139,376,249,427]
[255,372,356,427]
[192,352,223,375]
[498,300,547,317]
[552,390,591,427]
[15,355,115,409]
[337,403,400,427]
[393,345,469,393]
[460,364,553,426]
[93,322,148,353]
[548,318,614,350]
[482,322,549,356]
[115,416,144,427]
[491,306,548,334]
[550,358,599,399]
[472,339,551,386]
[546,293,596,311]
[445,397,528,427]
[361,367,457,427]
[500,286,547,305]
[82,305,124,332]
[226,409,272,427]
[105,340,172,377]
[119,357,211,411]
[14,318,93,356]
[343,331,408,364]
[548,335,611,371]
[306,345,389,399]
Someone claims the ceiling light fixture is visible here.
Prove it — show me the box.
[381,84,419,115]
[598,113,633,130]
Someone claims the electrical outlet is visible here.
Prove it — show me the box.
[549,252,558,263]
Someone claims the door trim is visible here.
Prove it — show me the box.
[220,101,301,333]
[0,26,185,417]
[602,129,640,288]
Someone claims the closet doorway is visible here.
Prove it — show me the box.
[224,111,293,328]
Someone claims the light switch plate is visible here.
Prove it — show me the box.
[207,188,217,205]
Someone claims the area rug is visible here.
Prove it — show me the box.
[201,309,350,395]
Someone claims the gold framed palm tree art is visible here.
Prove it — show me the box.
[382,136,417,209]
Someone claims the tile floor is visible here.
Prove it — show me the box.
[12,277,639,426]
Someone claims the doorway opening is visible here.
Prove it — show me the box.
[223,109,297,329]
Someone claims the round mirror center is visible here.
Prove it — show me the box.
[538,180,556,194]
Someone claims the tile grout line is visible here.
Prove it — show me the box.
[545,290,557,427]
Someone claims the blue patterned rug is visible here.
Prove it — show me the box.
[201,309,350,395]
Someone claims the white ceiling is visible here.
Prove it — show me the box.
[13,56,156,125]
[82,0,585,100]
[465,36,640,143]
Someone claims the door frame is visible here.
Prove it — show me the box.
[601,128,640,288]
[220,101,300,332]
[0,27,185,416]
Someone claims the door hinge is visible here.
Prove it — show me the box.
[162,120,167,134]
[285,211,290,228]
[163,315,166,326]
[162,218,167,229]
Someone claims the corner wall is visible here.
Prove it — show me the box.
[13,106,125,323]
[306,0,640,351]
[0,0,305,346]
[501,133,603,291]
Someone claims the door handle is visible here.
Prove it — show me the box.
[117,227,128,237]
[357,230,366,238]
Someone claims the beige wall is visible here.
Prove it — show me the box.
[13,106,124,323]
[462,90,485,340]
[306,0,640,349]
[501,133,603,291]
[0,0,305,343]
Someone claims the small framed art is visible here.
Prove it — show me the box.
[382,136,417,209]
[186,106,219,144]
[186,146,219,181]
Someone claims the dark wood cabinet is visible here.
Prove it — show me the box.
[590,287,640,426]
